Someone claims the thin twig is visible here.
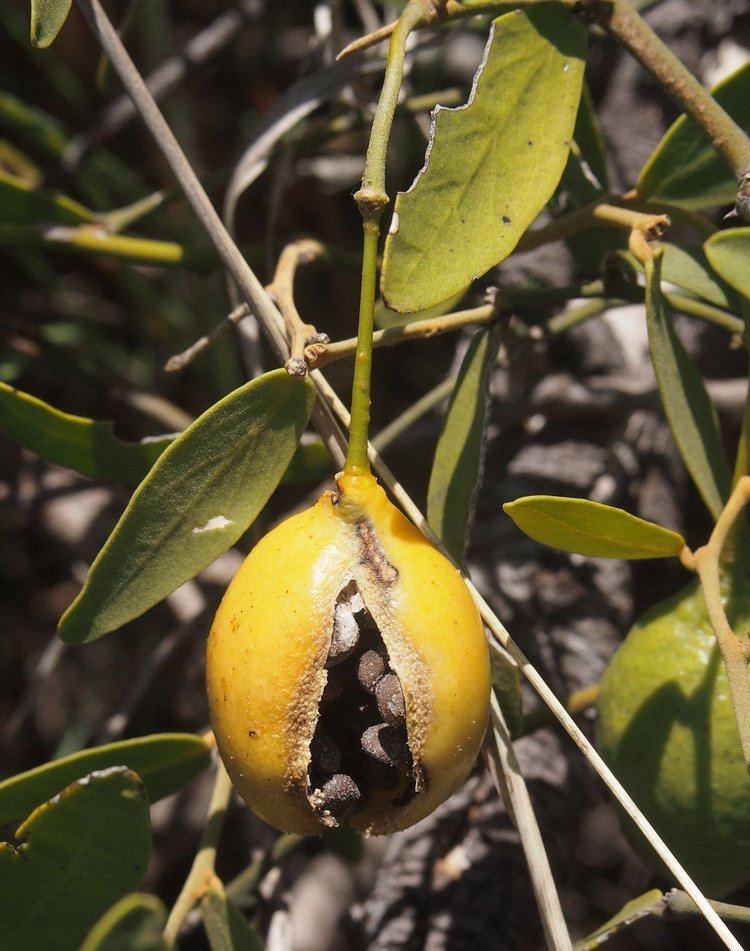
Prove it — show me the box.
[517,201,670,255]
[484,695,572,950]
[372,376,456,451]
[63,0,262,170]
[164,304,250,373]
[163,761,233,946]
[265,239,330,377]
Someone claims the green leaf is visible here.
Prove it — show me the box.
[202,886,263,951]
[573,889,663,950]
[59,369,315,643]
[0,382,175,487]
[0,733,211,825]
[503,496,686,559]
[81,894,167,951]
[427,325,502,562]
[0,169,93,224]
[704,228,750,302]
[381,5,586,312]
[659,242,739,309]
[30,0,72,48]
[0,767,151,951]
[645,252,731,518]
[282,435,332,485]
[489,643,523,739]
[374,289,466,330]
[636,60,750,210]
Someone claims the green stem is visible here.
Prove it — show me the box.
[163,762,233,946]
[373,376,456,451]
[604,0,750,185]
[346,220,381,473]
[345,0,430,474]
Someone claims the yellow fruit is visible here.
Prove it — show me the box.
[206,471,490,835]
[597,579,750,895]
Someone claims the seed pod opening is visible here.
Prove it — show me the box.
[207,472,490,835]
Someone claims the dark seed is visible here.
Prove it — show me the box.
[375,673,406,725]
[311,773,362,823]
[362,757,400,791]
[361,723,410,769]
[326,602,360,667]
[310,723,342,775]
[357,649,387,693]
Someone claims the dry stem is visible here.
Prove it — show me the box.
[265,238,330,377]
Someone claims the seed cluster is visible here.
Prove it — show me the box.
[307,582,414,826]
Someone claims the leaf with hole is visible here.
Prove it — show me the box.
[427,325,501,562]
[0,382,175,487]
[704,228,750,303]
[58,369,315,643]
[645,251,731,518]
[381,5,586,312]
[636,60,750,209]
[30,0,72,48]
[202,885,263,951]
[80,894,167,951]
[0,732,211,825]
[0,768,151,951]
[503,496,686,559]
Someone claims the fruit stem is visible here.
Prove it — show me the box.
[694,476,750,775]
[345,0,440,475]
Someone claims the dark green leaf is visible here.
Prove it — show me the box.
[381,5,586,312]
[0,768,151,951]
[0,382,175,487]
[282,435,332,485]
[704,227,750,302]
[59,369,315,643]
[645,251,731,518]
[0,733,211,825]
[81,894,167,951]
[636,60,750,209]
[202,886,263,951]
[489,643,523,739]
[427,325,501,562]
[573,889,663,950]
[323,826,364,864]
[0,169,93,224]
[503,495,686,559]
[30,0,72,48]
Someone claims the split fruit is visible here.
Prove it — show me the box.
[597,579,750,896]
[207,471,491,835]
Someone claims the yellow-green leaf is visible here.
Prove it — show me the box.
[381,5,586,313]
[503,496,686,559]
[0,733,211,825]
[59,369,315,643]
[636,60,750,210]
[645,252,731,519]
[0,382,175,487]
[0,768,151,951]
[573,889,663,950]
[81,894,167,951]
[427,325,501,562]
[704,228,750,301]
[0,169,93,224]
[30,0,73,48]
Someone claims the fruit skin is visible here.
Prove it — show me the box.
[597,580,750,896]
[206,472,490,835]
